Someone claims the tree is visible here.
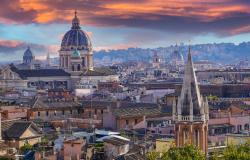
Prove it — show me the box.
[147,144,206,160]
[20,143,33,154]
[147,151,160,160]
[210,151,221,160]
[223,141,250,160]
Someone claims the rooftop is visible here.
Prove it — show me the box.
[10,64,70,79]
[103,137,129,146]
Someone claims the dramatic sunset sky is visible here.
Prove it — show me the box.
[0,0,249,60]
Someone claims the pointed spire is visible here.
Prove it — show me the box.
[187,45,192,64]
[175,46,208,121]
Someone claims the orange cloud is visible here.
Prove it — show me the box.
[0,40,23,47]
[0,0,249,35]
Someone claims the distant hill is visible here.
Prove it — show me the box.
[93,42,250,64]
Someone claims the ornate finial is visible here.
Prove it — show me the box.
[72,10,80,29]
[74,10,77,17]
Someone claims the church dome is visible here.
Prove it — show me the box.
[23,46,33,57]
[23,46,34,64]
[60,11,92,51]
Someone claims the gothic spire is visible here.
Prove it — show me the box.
[174,46,208,121]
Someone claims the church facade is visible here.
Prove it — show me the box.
[0,12,118,90]
[172,48,209,154]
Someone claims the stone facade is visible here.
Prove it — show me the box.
[173,48,209,154]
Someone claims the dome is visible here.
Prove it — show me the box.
[60,11,92,51]
[23,46,34,64]
[23,46,33,57]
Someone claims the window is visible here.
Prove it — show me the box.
[46,111,49,116]
[135,119,138,124]
[54,111,56,116]
[95,109,97,115]
[77,64,81,71]
[62,110,65,115]
[38,112,40,117]
[72,65,74,71]
[126,120,129,125]
[77,109,81,114]
[70,110,73,114]
[82,57,85,67]
[101,110,103,114]
[89,111,91,118]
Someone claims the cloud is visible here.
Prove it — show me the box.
[0,39,58,61]
[0,0,248,36]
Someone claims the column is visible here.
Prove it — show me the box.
[60,56,63,68]
[64,56,67,69]
[68,55,70,69]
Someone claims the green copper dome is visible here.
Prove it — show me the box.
[72,49,80,57]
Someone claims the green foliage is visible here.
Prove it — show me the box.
[147,144,205,160]
[94,142,104,152]
[0,156,13,160]
[147,151,160,160]
[223,141,250,160]
[208,95,218,101]
[40,136,49,146]
[210,151,221,160]
[94,142,104,148]
[20,143,33,153]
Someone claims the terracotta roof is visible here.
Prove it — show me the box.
[113,107,162,118]
[229,106,245,114]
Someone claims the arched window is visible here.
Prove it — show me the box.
[194,129,199,147]
[72,65,74,71]
[183,128,189,145]
[244,124,249,130]
[77,64,81,71]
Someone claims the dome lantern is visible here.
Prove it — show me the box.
[72,10,80,30]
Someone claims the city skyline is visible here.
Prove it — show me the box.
[0,0,249,60]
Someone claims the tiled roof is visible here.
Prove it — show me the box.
[3,121,40,139]
[1,119,20,132]
[31,98,82,111]
[32,98,171,116]
[9,64,70,79]
[81,67,117,76]
[113,107,162,118]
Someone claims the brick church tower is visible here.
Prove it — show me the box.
[172,47,209,154]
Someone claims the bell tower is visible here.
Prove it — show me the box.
[172,47,209,154]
